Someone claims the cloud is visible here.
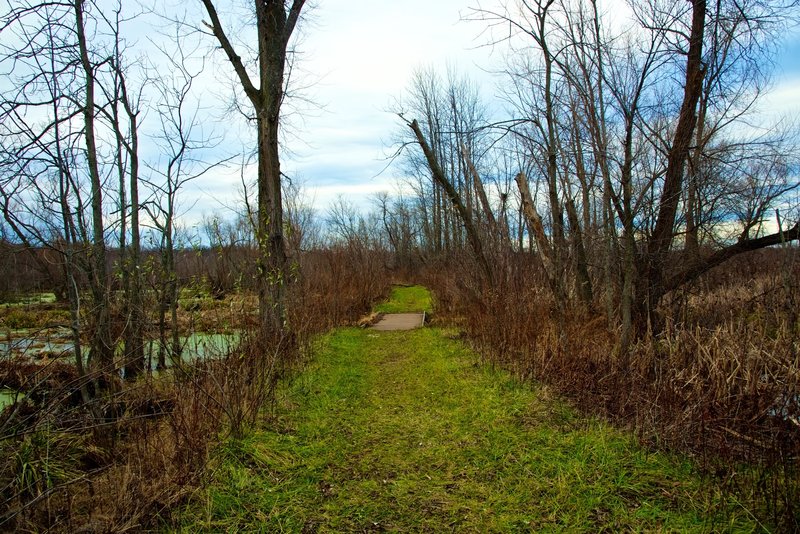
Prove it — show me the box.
[762,76,800,118]
[277,0,498,214]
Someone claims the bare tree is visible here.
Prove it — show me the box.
[0,0,121,391]
[143,23,229,370]
[0,9,92,395]
[197,0,306,334]
[95,2,147,379]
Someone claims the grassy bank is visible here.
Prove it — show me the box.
[176,287,758,532]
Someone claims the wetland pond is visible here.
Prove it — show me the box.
[0,329,240,409]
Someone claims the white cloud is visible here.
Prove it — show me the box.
[277,0,499,215]
[761,76,800,120]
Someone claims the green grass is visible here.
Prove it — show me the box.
[374,285,433,314]
[175,287,760,532]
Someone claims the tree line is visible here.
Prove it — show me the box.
[1,0,798,399]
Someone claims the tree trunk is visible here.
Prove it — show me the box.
[199,0,305,334]
[566,116,594,306]
[254,0,293,334]
[124,102,144,379]
[565,196,593,306]
[516,172,554,274]
[641,0,707,328]
[461,143,500,243]
[540,12,567,305]
[684,97,707,262]
[75,0,114,371]
[107,58,146,380]
[516,172,564,301]
[256,114,288,333]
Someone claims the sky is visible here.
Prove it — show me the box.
[147,1,800,226]
[284,0,497,205]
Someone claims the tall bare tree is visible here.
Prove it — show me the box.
[74,0,115,370]
[198,0,306,334]
[144,27,226,370]
[97,3,146,379]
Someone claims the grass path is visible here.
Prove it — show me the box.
[179,286,757,532]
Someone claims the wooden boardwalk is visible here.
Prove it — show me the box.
[370,313,425,331]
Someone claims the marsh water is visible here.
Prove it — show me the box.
[0,330,240,409]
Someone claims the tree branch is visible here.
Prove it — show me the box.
[665,221,800,292]
[198,0,259,104]
[284,0,306,47]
